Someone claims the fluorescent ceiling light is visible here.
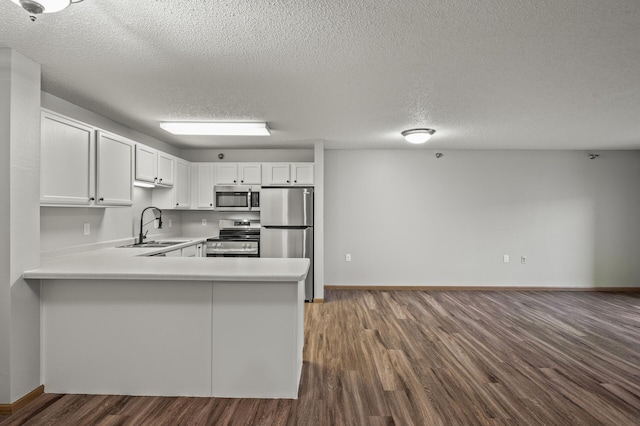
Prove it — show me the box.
[401,128,436,144]
[160,122,271,136]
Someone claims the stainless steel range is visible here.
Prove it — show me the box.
[206,219,260,257]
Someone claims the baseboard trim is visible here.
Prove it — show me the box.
[313,298,324,303]
[324,285,640,292]
[0,385,44,415]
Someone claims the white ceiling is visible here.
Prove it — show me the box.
[1,0,639,150]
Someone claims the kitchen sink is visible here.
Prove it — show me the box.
[118,240,189,248]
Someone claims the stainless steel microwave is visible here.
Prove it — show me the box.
[214,185,260,211]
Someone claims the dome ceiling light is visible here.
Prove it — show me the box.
[11,0,84,21]
[401,128,436,144]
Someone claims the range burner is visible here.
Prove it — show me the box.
[206,220,260,257]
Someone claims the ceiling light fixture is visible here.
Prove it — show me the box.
[401,128,436,144]
[11,0,84,21]
[160,122,271,136]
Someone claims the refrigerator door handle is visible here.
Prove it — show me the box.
[303,189,311,225]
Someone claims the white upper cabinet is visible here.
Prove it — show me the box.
[41,111,95,205]
[151,157,192,209]
[215,164,238,185]
[196,163,215,208]
[262,163,292,185]
[292,163,314,185]
[174,158,191,208]
[238,164,262,184]
[262,163,314,186]
[135,145,156,183]
[215,163,262,185]
[40,111,134,207]
[96,131,134,206]
[135,145,174,186]
[157,152,175,186]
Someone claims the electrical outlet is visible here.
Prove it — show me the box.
[345,253,351,262]
[503,254,509,263]
[83,223,90,235]
[168,219,172,228]
[521,256,527,264]
[202,219,207,226]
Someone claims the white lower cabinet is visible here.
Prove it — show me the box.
[163,243,203,257]
[40,111,134,206]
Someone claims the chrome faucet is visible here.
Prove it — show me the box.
[138,206,163,244]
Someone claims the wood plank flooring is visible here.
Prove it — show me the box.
[2,289,639,425]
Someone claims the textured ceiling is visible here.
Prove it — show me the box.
[1,0,639,150]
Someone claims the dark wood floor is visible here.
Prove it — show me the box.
[2,289,640,425]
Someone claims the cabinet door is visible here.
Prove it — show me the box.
[96,132,134,206]
[174,159,191,208]
[157,152,175,186]
[135,145,157,183]
[181,244,197,257]
[41,112,95,205]
[165,249,182,257]
[197,164,215,208]
[292,163,314,185]
[239,164,262,185]
[215,164,239,185]
[263,164,291,185]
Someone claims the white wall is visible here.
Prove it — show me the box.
[180,211,259,238]
[0,49,41,404]
[325,150,640,288]
[180,149,313,163]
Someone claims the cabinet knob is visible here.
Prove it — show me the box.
[287,180,290,183]
[294,180,297,183]
[159,178,163,182]
[99,197,104,202]
[89,197,95,201]
[176,203,179,206]
[241,180,244,183]
[210,203,213,206]
[234,180,237,183]
[154,177,158,182]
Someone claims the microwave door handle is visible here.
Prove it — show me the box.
[248,188,252,211]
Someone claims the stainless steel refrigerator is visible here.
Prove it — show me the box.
[260,187,314,301]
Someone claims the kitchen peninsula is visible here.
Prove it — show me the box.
[23,243,309,399]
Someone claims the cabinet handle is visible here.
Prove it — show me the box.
[89,197,95,201]
[99,198,104,202]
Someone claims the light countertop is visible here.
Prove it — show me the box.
[24,237,310,282]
